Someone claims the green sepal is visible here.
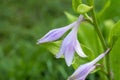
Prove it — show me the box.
[77,4,93,14]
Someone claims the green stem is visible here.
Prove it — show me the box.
[87,0,112,80]
[91,9,107,50]
[87,0,107,49]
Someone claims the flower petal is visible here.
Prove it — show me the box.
[75,39,87,57]
[69,63,92,79]
[56,20,84,66]
[64,46,75,66]
[56,15,85,66]
[56,27,76,66]
[56,46,64,58]
[56,25,76,56]
[37,21,76,44]
[68,63,95,80]
[78,66,96,80]
[90,48,110,65]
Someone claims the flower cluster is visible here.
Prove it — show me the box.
[37,15,109,80]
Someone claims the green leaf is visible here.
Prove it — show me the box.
[110,38,120,80]
[109,20,120,46]
[42,41,61,55]
[97,0,111,18]
[95,0,120,21]
[102,19,114,45]
[64,12,77,22]
[77,4,93,14]
[72,0,82,12]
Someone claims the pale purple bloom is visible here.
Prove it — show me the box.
[37,15,87,66]
[56,15,87,66]
[68,49,110,80]
[37,21,76,44]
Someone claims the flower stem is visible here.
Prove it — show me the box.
[87,0,107,49]
[91,9,107,50]
[87,0,112,80]
[91,9,112,80]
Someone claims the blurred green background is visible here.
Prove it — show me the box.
[0,0,73,80]
[0,0,120,80]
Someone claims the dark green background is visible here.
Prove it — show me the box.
[0,0,73,80]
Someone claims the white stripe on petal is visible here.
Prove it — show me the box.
[75,40,87,57]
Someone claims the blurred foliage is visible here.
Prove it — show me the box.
[110,38,120,80]
[0,0,74,80]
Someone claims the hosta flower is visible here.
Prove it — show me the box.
[56,20,87,66]
[68,49,110,80]
[37,15,86,66]
[37,21,76,44]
